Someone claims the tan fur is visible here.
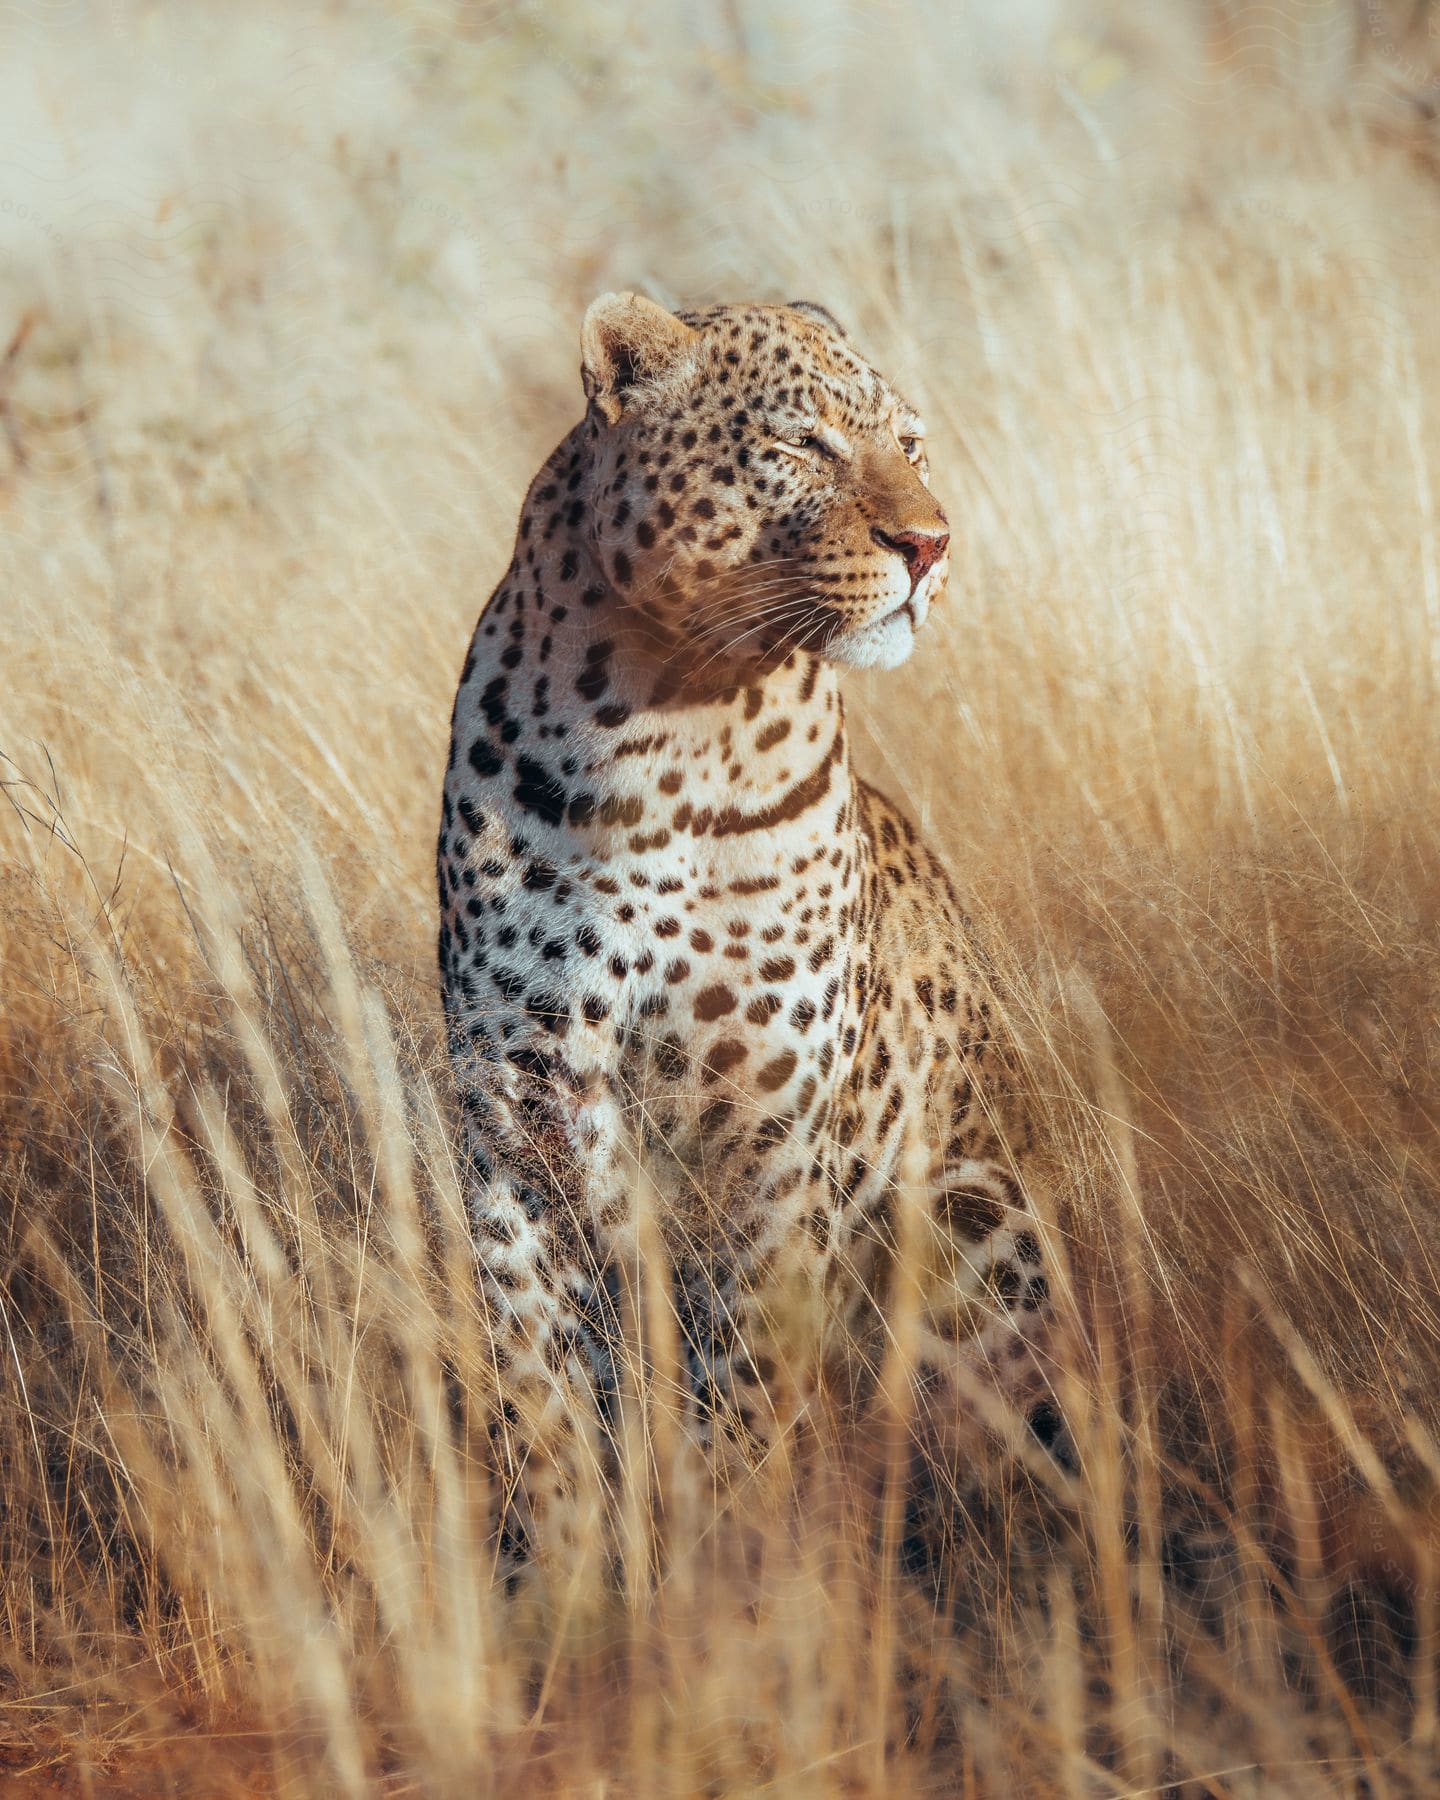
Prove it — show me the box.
[437,296,1055,1563]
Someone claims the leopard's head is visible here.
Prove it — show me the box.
[579,293,949,676]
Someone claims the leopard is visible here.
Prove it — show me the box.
[436,292,1060,1569]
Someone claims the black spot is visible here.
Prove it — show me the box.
[524,992,570,1029]
[513,756,568,827]
[578,641,613,704]
[468,739,503,778]
[491,965,528,1003]
[1028,1403,1076,1473]
[655,1037,687,1080]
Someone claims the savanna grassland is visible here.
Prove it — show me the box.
[3,2,1440,1794]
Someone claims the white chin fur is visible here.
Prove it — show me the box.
[824,575,940,670]
[826,607,917,670]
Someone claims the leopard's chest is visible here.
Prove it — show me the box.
[583,859,862,1112]
[440,601,918,1235]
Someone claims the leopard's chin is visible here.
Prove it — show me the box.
[824,606,917,670]
[822,575,943,671]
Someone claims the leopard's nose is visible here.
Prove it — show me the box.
[871,525,950,589]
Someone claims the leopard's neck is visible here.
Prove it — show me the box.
[448,460,858,882]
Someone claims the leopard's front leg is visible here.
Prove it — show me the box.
[911,1099,1070,1480]
[833,1027,1064,1480]
[452,1032,637,1573]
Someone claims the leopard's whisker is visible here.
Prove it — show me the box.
[686,597,823,682]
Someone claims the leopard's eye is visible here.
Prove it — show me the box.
[779,431,839,460]
[897,434,923,461]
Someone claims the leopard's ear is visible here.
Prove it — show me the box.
[581,292,697,426]
[788,299,847,338]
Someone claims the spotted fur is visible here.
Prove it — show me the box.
[437,294,1054,1561]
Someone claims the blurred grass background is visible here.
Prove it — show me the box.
[3,0,1440,1793]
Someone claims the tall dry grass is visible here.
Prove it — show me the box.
[3,1,1440,1792]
